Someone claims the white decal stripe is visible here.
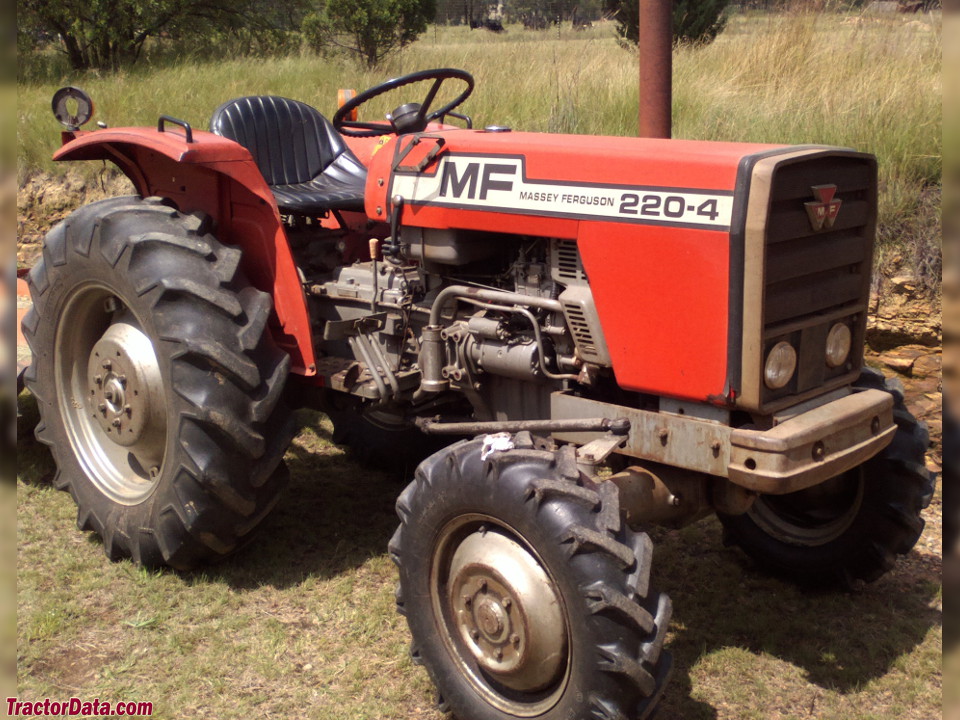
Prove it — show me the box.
[391,155,734,230]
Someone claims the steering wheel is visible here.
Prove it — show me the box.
[333,68,474,137]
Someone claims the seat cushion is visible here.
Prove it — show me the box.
[210,95,367,215]
[270,152,367,213]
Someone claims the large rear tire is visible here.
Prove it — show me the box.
[718,368,934,587]
[390,435,672,720]
[321,392,452,475]
[22,196,293,569]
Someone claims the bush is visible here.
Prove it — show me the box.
[616,0,731,48]
[302,0,435,67]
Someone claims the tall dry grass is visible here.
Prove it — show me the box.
[17,12,940,262]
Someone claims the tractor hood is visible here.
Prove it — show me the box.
[365,130,873,410]
[364,129,787,237]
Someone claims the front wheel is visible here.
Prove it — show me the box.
[390,436,672,720]
[23,196,293,569]
[718,369,934,587]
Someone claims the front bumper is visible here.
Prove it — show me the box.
[551,388,895,494]
[728,389,894,494]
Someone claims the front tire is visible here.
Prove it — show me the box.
[23,196,293,569]
[390,436,672,720]
[718,368,934,587]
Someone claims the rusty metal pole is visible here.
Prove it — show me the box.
[638,0,672,139]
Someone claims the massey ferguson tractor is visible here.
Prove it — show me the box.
[23,71,933,720]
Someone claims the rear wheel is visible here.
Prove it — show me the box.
[390,436,672,720]
[321,392,452,474]
[718,369,934,587]
[23,196,293,569]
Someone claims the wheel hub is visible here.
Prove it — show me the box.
[447,528,566,692]
[87,322,161,449]
[55,286,169,504]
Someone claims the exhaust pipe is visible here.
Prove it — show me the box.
[638,0,672,139]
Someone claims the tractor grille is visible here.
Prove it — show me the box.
[551,240,610,365]
[758,155,876,407]
[563,303,599,357]
[552,240,586,282]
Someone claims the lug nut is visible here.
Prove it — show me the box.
[501,597,511,609]
[124,404,132,416]
[111,418,122,428]
[463,595,472,607]
[495,649,503,661]
[101,359,112,370]
[510,633,520,646]
[471,629,480,641]
[117,374,126,385]
[97,402,107,414]
[94,374,103,386]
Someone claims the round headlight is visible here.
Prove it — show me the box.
[825,323,852,368]
[764,341,797,390]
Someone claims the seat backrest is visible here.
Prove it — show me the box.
[209,96,349,187]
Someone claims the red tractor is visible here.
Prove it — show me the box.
[23,71,933,719]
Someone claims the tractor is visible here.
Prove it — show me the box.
[22,71,933,720]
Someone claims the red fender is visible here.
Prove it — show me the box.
[54,127,317,376]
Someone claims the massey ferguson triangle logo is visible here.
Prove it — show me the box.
[804,184,842,231]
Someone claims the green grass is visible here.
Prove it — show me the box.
[15,392,942,719]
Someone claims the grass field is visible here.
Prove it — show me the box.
[16,9,943,720]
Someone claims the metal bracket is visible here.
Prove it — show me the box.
[576,434,628,474]
[392,135,446,174]
[322,313,386,341]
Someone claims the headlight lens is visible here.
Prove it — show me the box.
[825,323,852,368]
[764,341,797,389]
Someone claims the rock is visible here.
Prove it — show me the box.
[878,345,938,376]
[890,274,917,296]
[882,354,917,375]
[866,272,941,350]
[913,352,942,379]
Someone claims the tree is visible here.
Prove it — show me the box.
[17,0,303,72]
[302,0,435,67]
[615,0,731,47]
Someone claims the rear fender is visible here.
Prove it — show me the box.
[54,128,317,376]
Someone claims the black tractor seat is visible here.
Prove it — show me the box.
[209,95,368,215]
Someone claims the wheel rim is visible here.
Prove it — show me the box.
[431,516,570,716]
[55,284,168,505]
[749,471,864,546]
